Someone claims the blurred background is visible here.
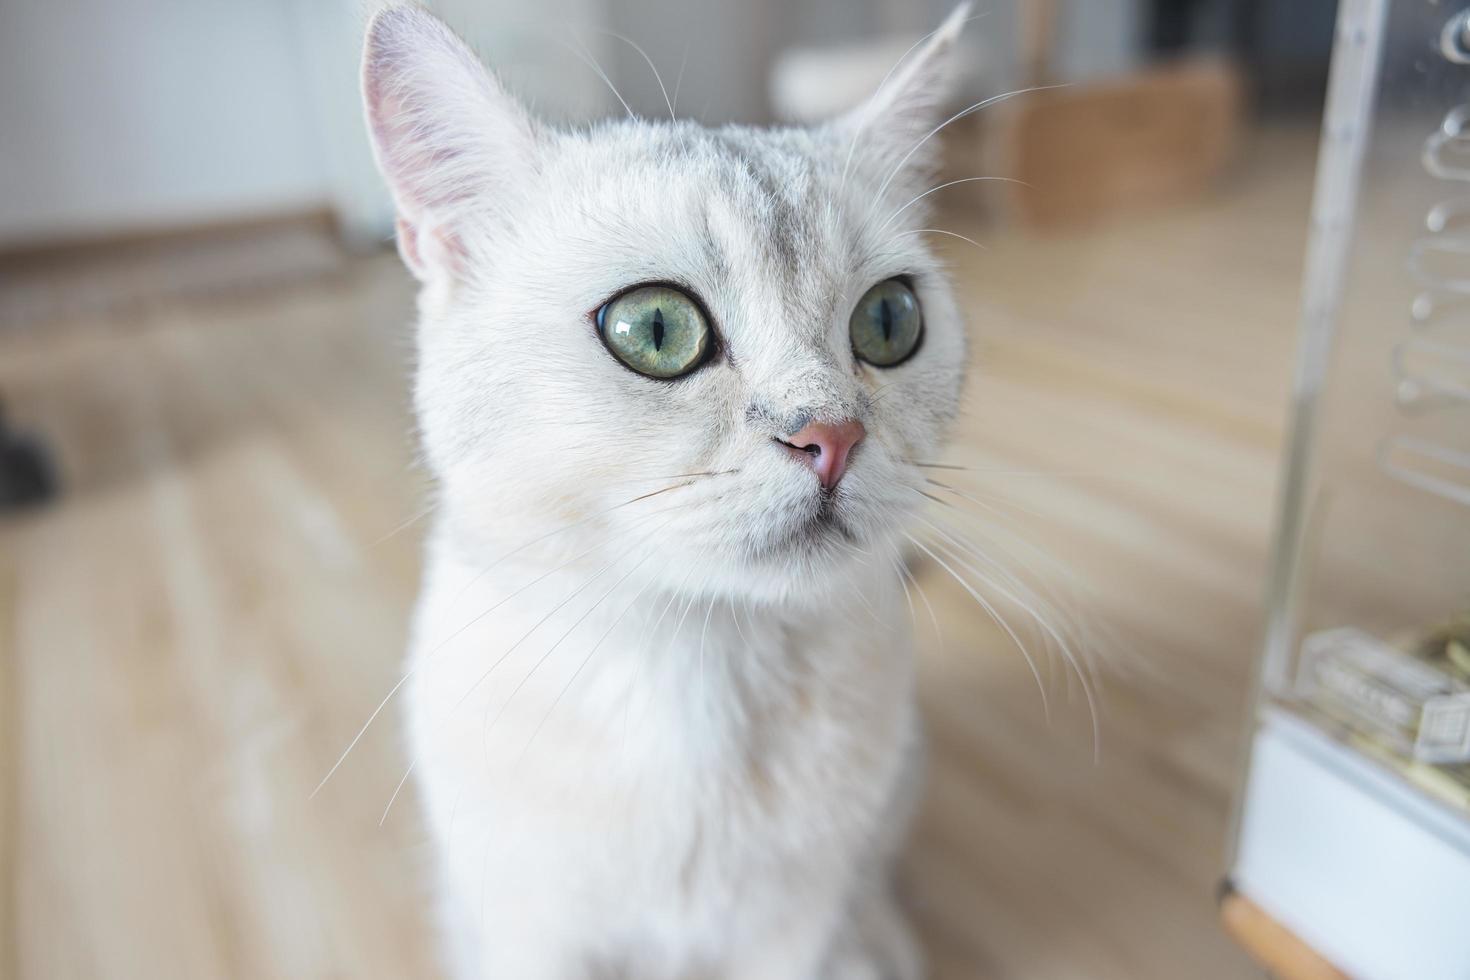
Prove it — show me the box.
[6,1,1465,978]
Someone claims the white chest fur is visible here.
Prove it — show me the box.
[406,537,920,979]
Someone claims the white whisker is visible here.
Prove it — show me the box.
[374,537,658,821]
[444,478,704,614]
[516,564,661,765]
[594,28,675,122]
[895,228,987,251]
[852,570,889,629]
[310,528,622,800]
[872,84,1070,209]
[483,539,666,761]
[915,514,1101,762]
[671,43,689,117]
[621,563,697,746]
[905,457,1115,480]
[910,562,942,645]
[698,598,716,709]
[905,532,1052,724]
[475,526,672,711]
[371,498,436,547]
[729,597,749,646]
[920,475,1047,524]
[878,176,1026,232]
[379,759,417,826]
[917,486,1098,686]
[563,35,636,120]
[885,544,917,629]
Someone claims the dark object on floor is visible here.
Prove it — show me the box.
[0,399,58,510]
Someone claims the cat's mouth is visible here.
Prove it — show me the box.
[812,489,845,526]
[744,490,859,564]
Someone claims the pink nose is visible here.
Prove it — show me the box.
[781,419,866,490]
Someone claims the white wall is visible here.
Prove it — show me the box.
[0,0,619,249]
[0,0,332,247]
[0,0,1144,250]
[1052,0,1144,84]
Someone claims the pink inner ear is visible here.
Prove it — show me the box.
[365,60,466,281]
[364,30,481,282]
[394,216,424,276]
[365,59,469,218]
[394,215,468,282]
[362,7,533,282]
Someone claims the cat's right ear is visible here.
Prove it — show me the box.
[836,3,969,194]
[362,6,537,283]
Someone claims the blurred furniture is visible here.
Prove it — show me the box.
[1005,0,1243,228]
[0,212,346,331]
[1009,58,1242,227]
[1225,1,1470,977]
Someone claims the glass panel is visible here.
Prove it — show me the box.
[1262,0,1470,815]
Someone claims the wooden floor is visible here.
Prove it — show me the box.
[0,130,1321,979]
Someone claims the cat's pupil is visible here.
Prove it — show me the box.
[652,308,665,351]
[879,299,893,342]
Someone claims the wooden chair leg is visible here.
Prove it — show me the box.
[1219,881,1349,980]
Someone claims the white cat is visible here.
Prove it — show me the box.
[363,5,971,977]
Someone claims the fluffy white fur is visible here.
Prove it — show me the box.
[363,6,971,977]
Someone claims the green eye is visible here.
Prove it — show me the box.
[850,279,922,367]
[597,285,712,379]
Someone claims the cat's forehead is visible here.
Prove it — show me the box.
[549,122,910,304]
[570,126,825,234]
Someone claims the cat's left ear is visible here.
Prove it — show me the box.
[362,6,539,283]
[837,3,969,193]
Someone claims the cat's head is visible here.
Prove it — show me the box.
[364,5,970,603]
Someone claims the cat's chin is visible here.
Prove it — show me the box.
[750,505,860,563]
[711,514,889,601]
